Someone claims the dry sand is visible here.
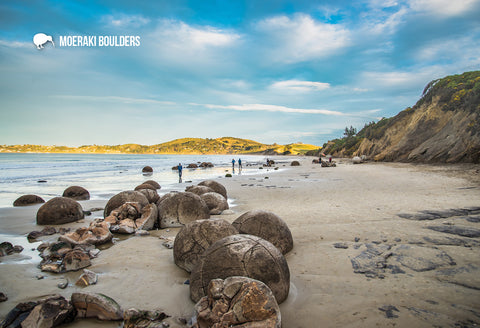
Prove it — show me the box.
[1,158,480,327]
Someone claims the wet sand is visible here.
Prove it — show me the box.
[1,158,480,327]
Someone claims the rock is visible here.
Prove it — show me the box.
[1,301,37,327]
[391,245,455,272]
[426,225,480,238]
[334,242,349,249]
[157,192,210,228]
[199,162,214,168]
[352,156,362,164]
[71,292,123,320]
[200,192,229,215]
[185,185,215,196]
[13,194,45,207]
[27,226,57,240]
[173,218,238,272]
[18,295,75,328]
[290,160,300,166]
[0,292,7,302]
[187,163,198,168]
[39,241,97,273]
[312,159,320,164]
[142,166,153,173]
[321,161,336,167]
[62,186,90,200]
[37,197,84,225]
[350,243,397,278]
[143,180,161,189]
[190,234,290,304]
[123,308,170,328]
[104,190,149,217]
[198,180,227,200]
[13,245,23,253]
[138,189,160,204]
[379,305,400,319]
[57,280,69,289]
[63,249,91,272]
[105,203,158,234]
[0,242,14,256]
[436,264,480,290]
[134,183,157,191]
[192,277,281,328]
[59,220,113,245]
[232,210,293,254]
[75,269,98,287]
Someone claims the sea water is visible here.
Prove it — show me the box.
[0,153,284,208]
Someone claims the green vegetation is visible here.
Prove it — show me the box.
[0,137,320,155]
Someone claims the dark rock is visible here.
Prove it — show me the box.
[290,161,300,166]
[19,295,75,328]
[157,192,210,228]
[0,242,14,256]
[142,166,153,173]
[104,190,149,217]
[392,245,456,272]
[354,237,360,242]
[36,197,84,225]
[71,292,123,320]
[379,305,400,319]
[13,194,45,207]
[173,218,238,272]
[0,292,7,302]
[199,162,214,168]
[27,227,57,240]
[232,210,293,254]
[62,186,90,200]
[436,264,480,290]
[83,210,92,216]
[134,183,157,191]
[198,180,227,200]
[123,308,170,328]
[350,244,392,278]
[63,250,91,272]
[334,242,349,249]
[426,225,480,238]
[1,301,37,328]
[38,180,47,183]
[57,280,68,289]
[143,180,161,189]
[200,192,229,215]
[465,215,480,223]
[13,245,23,253]
[192,277,281,328]
[190,234,290,304]
[187,163,198,168]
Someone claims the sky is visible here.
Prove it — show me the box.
[0,0,479,147]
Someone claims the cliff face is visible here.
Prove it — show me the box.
[324,71,480,163]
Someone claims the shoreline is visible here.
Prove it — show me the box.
[1,158,479,327]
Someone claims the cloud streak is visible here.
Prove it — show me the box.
[202,103,345,116]
[271,80,331,92]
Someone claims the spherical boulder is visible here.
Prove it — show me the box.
[290,160,300,166]
[198,180,227,199]
[156,192,210,228]
[63,186,90,200]
[193,277,281,328]
[173,218,238,272]
[37,197,84,225]
[134,183,157,191]
[13,194,45,207]
[138,189,160,204]
[143,180,161,189]
[185,185,215,196]
[352,156,362,164]
[232,210,293,254]
[200,192,229,215]
[190,234,290,304]
[103,191,149,217]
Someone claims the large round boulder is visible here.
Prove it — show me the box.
[13,194,45,207]
[143,180,161,189]
[185,185,215,196]
[103,191,149,217]
[37,197,84,225]
[157,192,210,228]
[190,234,290,304]
[200,192,229,215]
[173,218,238,272]
[198,180,227,199]
[193,277,281,328]
[142,166,153,173]
[134,183,156,191]
[63,186,90,200]
[232,210,293,254]
[290,160,300,166]
[138,189,160,204]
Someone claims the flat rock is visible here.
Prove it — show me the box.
[426,225,480,238]
[436,264,480,290]
[392,245,456,272]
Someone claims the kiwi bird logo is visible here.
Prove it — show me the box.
[33,33,54,49]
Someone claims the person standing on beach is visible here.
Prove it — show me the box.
[177,163,183,182]
[232,159,236,170]
[238,158,242,170]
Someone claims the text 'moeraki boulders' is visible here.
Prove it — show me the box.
[190,234,290,304]
[62,186,90,200]
[232,210,293,254]
[173,218,238,272]
[13,194,45,207]
[103,190,149,217]
[198,180,227,199]
[157,192,210,228]
[193,277,281,328]
[37,197,84,225]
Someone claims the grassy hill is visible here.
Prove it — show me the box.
[0,137,320,156]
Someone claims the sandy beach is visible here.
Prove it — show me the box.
[1,157,480,327]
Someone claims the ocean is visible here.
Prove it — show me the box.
[0,153,285,208]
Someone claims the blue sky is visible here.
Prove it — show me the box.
[1,0,479,147]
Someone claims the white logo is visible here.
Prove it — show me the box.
[33,33,54,49]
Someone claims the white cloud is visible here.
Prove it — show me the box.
[0,39,32,49]
[408,0,480,16]
[52,95,175,105]
[271,80,331,92]
[255,14,350,63]
[203,103,345,116]
[102,14,150,28]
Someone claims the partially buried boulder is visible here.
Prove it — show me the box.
[62,186,90,200]
[71,292,123,321]
[198,180,227,199]
[291,160,300,166]
[138,189,160,204]
[134,183,157,191]
[104,191,149,217]
[185,185,215,196]
[193,277,281,328]
[232,210,293,254]
[105,203,158,234]
[143,180,161,189]
[142,166,153,173]
[157,192,210,228]
[13,194,45,207]
[200,192,229,215]
[59,219,112,245]
[37,197,84,225]
[173,218,238,272]
[187,163,198,168]
[190,234,290,304]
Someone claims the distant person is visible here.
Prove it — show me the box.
[266,158,269,166]
[177,163,183,181]
[329,156,332,163]
[238,158,242,169]
[232,159,236,169]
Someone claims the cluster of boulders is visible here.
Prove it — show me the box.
[0,242,23,257]
[172,162,215,170]
[37,240,99,273]
[13,185,90,208]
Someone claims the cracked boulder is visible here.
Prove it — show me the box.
[200,192,229,215]
[105,202,158,234]
[104,190,149,217]
[71,292,123,321]
[157,192,210,228]
[59,219,113,245]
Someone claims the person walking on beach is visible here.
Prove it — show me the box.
[177,163,183,182]
[232,159,236,170]
[238,158,242,170]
